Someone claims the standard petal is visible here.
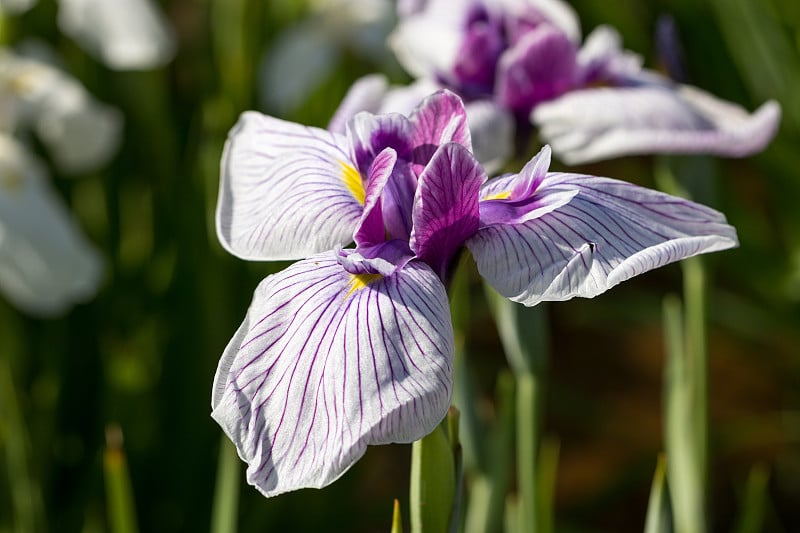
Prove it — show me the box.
[354,147,396,247]
[496,24,578,114]
[533,84,781,164]
[388,0,469,79]
[410,143,484,279]
[0,136,102,316]
[211,252,454,497]
[217,111,363,260]
[57,0,176,70]
[409,89,472,174]
[468,172,738,306]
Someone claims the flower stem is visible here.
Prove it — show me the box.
[211,434,241,533]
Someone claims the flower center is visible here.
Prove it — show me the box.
[340,161,365,205]
[344,273,383,299]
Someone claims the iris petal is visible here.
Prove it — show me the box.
[211,252,454,497]
[217,112,363,260]
[533,84,781,164]
[410,143,484,279]
[468,172,738,306]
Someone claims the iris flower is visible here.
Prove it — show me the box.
[380,0,781,164]
[1,48,122,174]
[0,0,176,70]
[212,91,737,497]
[0,135,102,315]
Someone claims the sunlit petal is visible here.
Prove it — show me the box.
[211,252,454,497]
[217,112,363,261]
[533,84,781,164]
[410,143,484,279]
[468,172,738,306]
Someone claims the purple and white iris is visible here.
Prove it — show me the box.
[212,91,737,497]
[380,0,781,164]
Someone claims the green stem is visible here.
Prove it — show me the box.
[683,255,708,489]
[210,435,241,533]
[103,425,139,533]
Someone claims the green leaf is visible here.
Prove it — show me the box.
[391,498,403,533]
[103,425,139,533]
[734,463,770,533]
[644,454,672,533]
[410,419,456,533]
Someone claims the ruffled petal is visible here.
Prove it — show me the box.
[409,90,472,174]
[468,172,738,306]
[410,143,484,279]
[533,83,781,164]
[211,252,454,497]
[0,136,102,316]
[217,111,363,260]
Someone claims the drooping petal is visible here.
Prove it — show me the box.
[217,112,363,261]
[409,90,472,174]
[533,83,782,164]
[410,143,484,279]
[211,252,454,497]
[496,24,578,115]
[57,0,176,70]
[0,136,102,316]
[468,172,738,306]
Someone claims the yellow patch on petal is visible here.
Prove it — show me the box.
[345,273,383,299]
[484,190,512,201]
[340,161,365,205]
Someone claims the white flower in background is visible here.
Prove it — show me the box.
[0,0,36,14]
[0,135,102,316]
[259,0,395,114]
[0,48,123,174]
[57,0,176,70]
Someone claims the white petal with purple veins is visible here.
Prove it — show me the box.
[533,83,781,164]
[217,112,363,261]
[468,172,738,306]
[211,252,454,497]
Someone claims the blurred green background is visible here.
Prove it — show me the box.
[1,0,799,531]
